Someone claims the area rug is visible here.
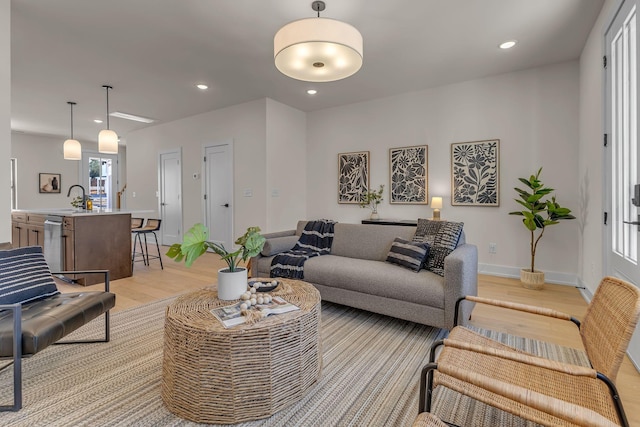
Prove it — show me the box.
[0,297,445,426]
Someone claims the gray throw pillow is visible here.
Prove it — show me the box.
[413,219,464,276]
[386,237,430,272]
[261,235,300,256]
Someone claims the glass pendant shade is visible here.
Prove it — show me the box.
[274,17,363,82]
[63,138,82,160]
[98,129,118,154]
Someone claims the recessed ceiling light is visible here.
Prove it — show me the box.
[196,84,208,90]
[94,119,103,124]
[110,111,156,124]
[307,89,318,95]
[499,40,517,49]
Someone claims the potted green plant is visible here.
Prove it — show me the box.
[509,168,575,289]
[360,184,384,219]
[167,223,266,300]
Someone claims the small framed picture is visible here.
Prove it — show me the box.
[338,151,370,204]
[39,173,62,194]
[451,139,499,206]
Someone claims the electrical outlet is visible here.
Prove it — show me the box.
[488,243,497,254]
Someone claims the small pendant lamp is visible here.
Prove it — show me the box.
[63,101,81,160]
[98,85,118,154]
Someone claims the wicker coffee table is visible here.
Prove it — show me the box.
[161,278,322,424]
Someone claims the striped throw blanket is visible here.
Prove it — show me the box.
[270,220,336,279]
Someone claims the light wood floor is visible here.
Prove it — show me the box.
[57,252,640,426]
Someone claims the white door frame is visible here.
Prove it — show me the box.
[202,140,234,250]
[158,148,183,245]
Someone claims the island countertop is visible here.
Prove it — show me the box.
[11,208,153,217]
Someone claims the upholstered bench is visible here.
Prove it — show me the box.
[0,246,115,411]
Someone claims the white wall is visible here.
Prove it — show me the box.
[265,98,307,232]
[307,62,581,280]
[11,133,81,209]
[126,98,307,239]
[0,0,10,244]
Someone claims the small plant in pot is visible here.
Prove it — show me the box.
[509,168,575,289]
[360,185,384,219]
[166,223,266,300]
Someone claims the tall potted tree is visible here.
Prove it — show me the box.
[167,224,266,300]
[509,168,575,289]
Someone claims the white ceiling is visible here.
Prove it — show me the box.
[11,0,605,144]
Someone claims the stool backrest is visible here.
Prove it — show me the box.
[143,219,162,232]
[131,218,144,229]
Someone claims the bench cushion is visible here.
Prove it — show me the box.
[0,291,116,357]
[0,246,60,305]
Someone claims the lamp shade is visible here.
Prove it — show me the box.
[63,138,82,160]
[98,129,118,154]
[431,197,443,209]
[274,17,363,82]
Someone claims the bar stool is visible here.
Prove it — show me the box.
[132,219,164,270]
[131,218,146,268]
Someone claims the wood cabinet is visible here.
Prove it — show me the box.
[11,213,46,248]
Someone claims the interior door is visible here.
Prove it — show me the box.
[203,142,233,251]
[159,150,183,245]
[605,0,640,364]
[606,0,639,282]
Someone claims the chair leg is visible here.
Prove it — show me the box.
[0,304,22,411]
[152,231,163,270]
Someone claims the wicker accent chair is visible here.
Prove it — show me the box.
[418,276,640,426]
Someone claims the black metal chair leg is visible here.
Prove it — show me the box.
[153,231,163,269]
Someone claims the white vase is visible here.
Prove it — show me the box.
[370,212,380,220]
[217,267,248,300]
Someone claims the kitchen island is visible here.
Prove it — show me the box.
[11,209,133,285]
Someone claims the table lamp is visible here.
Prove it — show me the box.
[431,197,443,220]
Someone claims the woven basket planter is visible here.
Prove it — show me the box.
[520,269,544,290]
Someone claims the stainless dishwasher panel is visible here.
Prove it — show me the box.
[44,215,64,271]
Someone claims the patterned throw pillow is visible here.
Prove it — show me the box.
[386,237,430,272]
[0,246,60,305]
[413,219,464,276]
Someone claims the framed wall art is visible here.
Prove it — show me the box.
[39,173,61,194]
[389,145,428,204]
[338,151,370,204]
[451,139,499,206]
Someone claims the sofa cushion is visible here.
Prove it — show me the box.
[303,255,445,308]
[331,223,415,261]
[386,237,429,272]
[261,235,299,256]
[0,246,60,305]
[414,219,464,276]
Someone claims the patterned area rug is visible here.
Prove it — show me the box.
[0,297,445,426]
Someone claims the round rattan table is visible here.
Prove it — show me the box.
[161,278,322,424]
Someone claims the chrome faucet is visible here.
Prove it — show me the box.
[67,185,86,209]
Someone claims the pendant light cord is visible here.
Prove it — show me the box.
[103,85,113,130]
[67,101,77,139]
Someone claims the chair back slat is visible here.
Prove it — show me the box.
[581,276,640,381]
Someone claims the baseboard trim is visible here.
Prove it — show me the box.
[478,263,578,286]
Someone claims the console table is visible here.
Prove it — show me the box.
[361,219,418,227]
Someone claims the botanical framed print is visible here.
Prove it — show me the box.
[389,145,428,204]
[451,139,499,206]
[338,151,370,204]
[39,173,61,194]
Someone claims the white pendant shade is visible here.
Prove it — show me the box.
[98,129,118,154]
[274,17,363,82]
[63,138,82,160]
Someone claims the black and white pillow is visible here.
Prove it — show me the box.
[386,237,430,272]
[413,219,464,276]
[0,246,60,305]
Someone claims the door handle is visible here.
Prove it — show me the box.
[623,214,640,231]
[161,203,167,206]
[221,203,229,208]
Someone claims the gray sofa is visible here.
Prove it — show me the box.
[251,221,478,330]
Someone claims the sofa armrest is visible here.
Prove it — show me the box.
[250,230,297,277]
[443,243,478,330]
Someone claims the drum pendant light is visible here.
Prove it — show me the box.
[98,85,118,154]
[274,1,363,82]
[63,101,81,160]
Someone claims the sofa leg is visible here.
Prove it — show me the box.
[0,304,22,411]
